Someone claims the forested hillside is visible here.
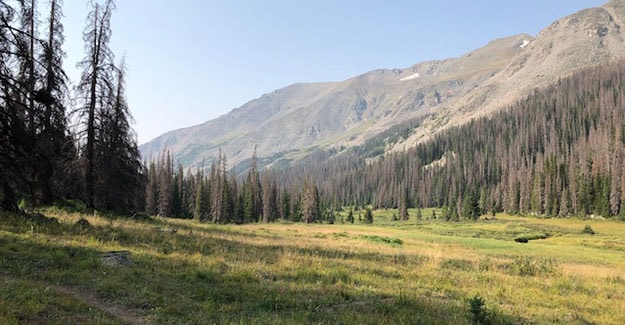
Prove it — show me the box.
[281,59,625,219]
[146,59,625,222]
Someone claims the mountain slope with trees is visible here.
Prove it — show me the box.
[144,58,625,221]
[275,58,625,219]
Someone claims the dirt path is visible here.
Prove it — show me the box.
[52,284,149,325]
[2,275,148,325]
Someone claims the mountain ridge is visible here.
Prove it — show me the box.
[140,0,625,170]
[140,33,529,168]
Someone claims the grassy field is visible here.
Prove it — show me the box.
[1,207,625,324]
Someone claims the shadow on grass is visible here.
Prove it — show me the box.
[1,212,528,324]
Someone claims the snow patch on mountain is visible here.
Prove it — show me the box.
[520,39,530,48]
[400,72,420,81]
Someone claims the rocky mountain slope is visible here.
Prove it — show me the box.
[141,0,625,170]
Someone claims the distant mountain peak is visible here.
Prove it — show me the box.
[140,2,625,172]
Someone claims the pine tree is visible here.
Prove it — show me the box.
[193,176,209,221]
[462,191,480,220]
[364,206,374,224]
[94,56,144,212]
[279,188,290,220]
[301,178,319,223]
[172,165,184,217]
[399,187,409,220]
[243,147,261,222]
[243,177,255,222]
[261,171,276,223]
[75,0,116,209]
[347,207,354,223]
[33,0,73,204]
[157,151,173,216]
[27,0,75,205]
[145,160,159,215]
[0,1,26,211]
[0,0,74,209]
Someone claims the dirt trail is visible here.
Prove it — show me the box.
[2,275,148,324]
[52,284,149,325]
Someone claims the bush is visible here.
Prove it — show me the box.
[468,295,490,324]
[581,224,595,235]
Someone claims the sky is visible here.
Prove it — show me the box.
[60,0,607,144]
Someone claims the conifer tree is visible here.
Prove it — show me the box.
[75,0,116,209]
[301,178,319,223]
[157,151,173,216]
[279,188,290,220]
[243,147,261,222]
[38,0,73,202]
[0,1,26,211]
[145,161,159,215]
[261,171,278,223]
[94,56,144,212]
[347,206,354,223]
[364,206,373,224]
[194,176,209,221]
[399,187,409,221]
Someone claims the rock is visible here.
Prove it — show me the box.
[101,251,132,267]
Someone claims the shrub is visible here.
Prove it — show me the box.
[581,224,595,235]
[468,295,490,324]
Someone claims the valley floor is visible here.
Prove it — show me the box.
[1,208,624,324]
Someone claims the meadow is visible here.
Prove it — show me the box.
[1,207,624,324]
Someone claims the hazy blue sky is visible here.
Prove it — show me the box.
[61,0,606,144]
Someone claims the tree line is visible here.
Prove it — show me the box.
[0,0,143,213]
[143,148,327,223]
[7,0,625,223]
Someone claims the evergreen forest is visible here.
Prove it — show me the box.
[4,0,625,225]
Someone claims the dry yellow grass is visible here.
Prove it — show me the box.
[2,209,625,324]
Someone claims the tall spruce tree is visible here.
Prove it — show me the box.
[36,0,74,204]
[94,56,144,212]
[145,160,159,215]
[399,187,409,221]
[75,0,142,212]
[0,0,73,209]
[75,0,115,209]
[0,1,23,211]
[301,178,319,223]
[261,171,277,223]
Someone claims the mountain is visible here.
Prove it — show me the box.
[140,0,625,170]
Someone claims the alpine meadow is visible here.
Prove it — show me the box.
[3,0,625,324]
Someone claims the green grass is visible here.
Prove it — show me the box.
[1,208,625,324]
